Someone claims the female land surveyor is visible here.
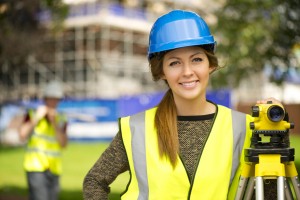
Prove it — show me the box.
[83,9,280,199]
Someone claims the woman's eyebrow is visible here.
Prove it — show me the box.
[192,51,205,56]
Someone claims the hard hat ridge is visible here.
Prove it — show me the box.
[148,9,216,60]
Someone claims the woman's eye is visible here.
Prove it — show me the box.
[169,61,180,66]
[193,57,203,62]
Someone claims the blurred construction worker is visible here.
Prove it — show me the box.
[19,80,68,200]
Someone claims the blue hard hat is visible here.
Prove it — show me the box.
[148,10,216,60]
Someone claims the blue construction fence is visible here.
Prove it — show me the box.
[0,89,231,141]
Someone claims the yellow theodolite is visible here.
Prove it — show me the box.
[235,101,300,200]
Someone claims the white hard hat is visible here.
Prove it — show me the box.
[43,80,64,99]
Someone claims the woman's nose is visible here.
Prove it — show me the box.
[182,63,193,76]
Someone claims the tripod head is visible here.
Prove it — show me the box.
[236,101,300,200]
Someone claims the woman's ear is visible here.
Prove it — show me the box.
[209,66,217,74]
[160,69,166,80]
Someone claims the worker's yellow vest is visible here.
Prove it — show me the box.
[23,110,67,175]
[121,105,252,200]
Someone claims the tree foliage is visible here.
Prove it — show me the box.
[0,0,68,85]
[211,0,300,88]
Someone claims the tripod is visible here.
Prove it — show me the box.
[235,101,300,199]
[235,148,300,200]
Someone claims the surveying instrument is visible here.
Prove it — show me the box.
[235,101,300,200]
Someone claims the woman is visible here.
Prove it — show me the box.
[83,9,279,199]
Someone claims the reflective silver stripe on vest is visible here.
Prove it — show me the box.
[129,112,149,200]
[31,131,57,143]
[230,110,246,184]
[26,147,61,157]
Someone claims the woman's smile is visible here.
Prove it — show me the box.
[180,80,199,88]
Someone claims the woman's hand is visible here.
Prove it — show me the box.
[256,97,282,105]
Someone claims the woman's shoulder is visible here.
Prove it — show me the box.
[118,107,158,123]
[216,104,251,117]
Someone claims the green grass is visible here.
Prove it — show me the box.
[60,142,129,199]
[1,136,300,200]
[291,135,300,166]
[0,141,129,200]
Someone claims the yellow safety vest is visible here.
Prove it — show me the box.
[121,105,252,200]
[23,110,67,175]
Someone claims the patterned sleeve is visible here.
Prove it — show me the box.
[83,131,129,200]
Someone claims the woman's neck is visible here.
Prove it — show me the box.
[175,98,216,116]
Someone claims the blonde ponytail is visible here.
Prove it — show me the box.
[155,89,179,167]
